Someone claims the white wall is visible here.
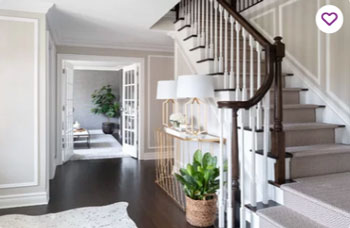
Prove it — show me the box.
[0,10,49,209]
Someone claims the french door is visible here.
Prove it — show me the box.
[61,62,74,162]
[122,64,139,158]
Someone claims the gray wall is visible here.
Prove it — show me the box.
[73,69,123,130]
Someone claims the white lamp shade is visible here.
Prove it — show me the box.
[156,80,177,100]
[176,75,215,99]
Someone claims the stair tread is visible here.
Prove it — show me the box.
[283,122,344,131]
[281,104,324,110]
[215,87,306,92]
[258,206,327,228]
[286,144,350,157]
[282,172,350,217]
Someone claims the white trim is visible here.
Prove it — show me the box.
[57,54,145,163]
[325,27,350,115]
[147,55,175,150]
[0,192,48,210]
[0,2,54,14]
[0,16,40,189]
[140,152,159,160]
[56,41,174,53]
[249,8,276,41]
[73,66,123,71]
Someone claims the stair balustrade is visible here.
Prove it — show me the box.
[176,0,285,227]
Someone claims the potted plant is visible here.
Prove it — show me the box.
[175,150,220,227]
[91,85,121,134]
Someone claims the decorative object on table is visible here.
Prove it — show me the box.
[73,121,81,129]
[169,112,186,130]
[73,128,91,149]
[176,75,214,135]
[91,85,121,134]
[0,202,137,228]
[156,80,178,127]
[175,150,220,227]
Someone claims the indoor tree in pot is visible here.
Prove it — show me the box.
[91,85,121,134]
[175,150,221,227]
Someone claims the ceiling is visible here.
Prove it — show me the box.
[0,0,178,51]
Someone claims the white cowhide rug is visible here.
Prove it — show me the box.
[0,202,137,228]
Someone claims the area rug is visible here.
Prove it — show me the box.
[0,202,137,228]
[72,130,129,160]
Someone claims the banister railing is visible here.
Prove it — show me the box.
[228,0,264,12]
[175,0,285,227]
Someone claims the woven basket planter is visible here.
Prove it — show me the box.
[185,195,217,227]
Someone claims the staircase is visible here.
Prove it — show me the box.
[172,0,350,227]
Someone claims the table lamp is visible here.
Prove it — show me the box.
[176,75,214,134]
[156,80,177,127]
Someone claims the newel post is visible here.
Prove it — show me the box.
[271,36,286,185]
[231,108,240,227]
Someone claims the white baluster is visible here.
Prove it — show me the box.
[197,0,201,46]
[250,107,257,228]
[256,42,263,129]
[239,108,246,228]
[193,0,196,35]
[193,0,197,36]
[201,0,205,46]
[224,10,229,88]
[242,28,247,102]
[249,35,257,213]
[214,1,218,73]
[209,0,214,58]
[218,108,225,228]
[218,5,223,73]
[249,35,255,128]
[235,23,241,100]
[230,16,235,89]
[187,0,190,25]
[205,0,210,58]
[262,90,270,205]
[226,109,233,228]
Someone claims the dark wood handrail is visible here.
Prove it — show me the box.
[218,0,271,47]
[217,0,283,111]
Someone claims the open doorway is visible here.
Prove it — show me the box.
[57,55,142,163]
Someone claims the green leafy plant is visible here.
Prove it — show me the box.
[175,150,220,200]
[91,85,121,122]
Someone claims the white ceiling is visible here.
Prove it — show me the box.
[0,0,178,51]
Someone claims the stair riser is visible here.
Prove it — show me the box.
[284,190,350,228]
[213,75,286,90]
[270,108,315,123]
[291,152,350,179]
[270,91,300,105]
[285,129,335,147]
[259,218,281,228]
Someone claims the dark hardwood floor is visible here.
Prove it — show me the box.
[0,158,198,228]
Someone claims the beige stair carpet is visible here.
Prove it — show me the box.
[282,172,350,228]
[258,206,327,228]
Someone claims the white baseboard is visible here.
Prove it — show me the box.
[140,152,158,160]
[0,192,49,209]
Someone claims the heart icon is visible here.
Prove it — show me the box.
[321,12,338,26]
